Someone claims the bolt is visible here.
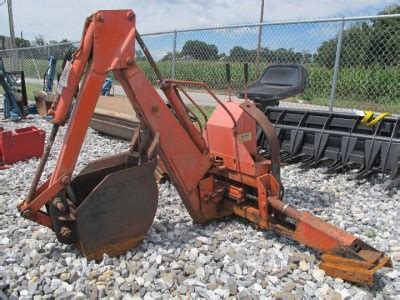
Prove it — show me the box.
[127,11,135,21]
[61,176,70,185]
[53,198,65,212]
[97,13,105,22]
[60,227,71,238]
[126,57,135,65]
[22,210,32,219]
[151,105,159,113]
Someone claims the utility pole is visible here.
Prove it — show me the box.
[7,0,17,70]
[255,0,265,69]
[7,0,16,49]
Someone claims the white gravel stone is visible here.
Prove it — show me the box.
[155,255,162,264]
[340,288,352,299]
[1,114,399,298]
[0,237,9,245]
[312,268,325,283]
[299,260,309,271]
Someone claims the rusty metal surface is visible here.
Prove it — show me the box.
[239,100,282,193]
[26,125,59,204]
[75,159,158,260]
[321,254,392,286]
[70,152,138,198]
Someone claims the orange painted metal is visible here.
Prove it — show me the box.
[295,212,356,251]
[206,101,269,177]
[17,9,391,285]
[114,66,220,222]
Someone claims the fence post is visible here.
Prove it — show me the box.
[329,17,345,111]
[172,29,177,79]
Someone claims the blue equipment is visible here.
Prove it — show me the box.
[43,56,57,93]
[0,57,28,120]
[101,76,113,96]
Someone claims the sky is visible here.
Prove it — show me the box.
[0,0,395,42]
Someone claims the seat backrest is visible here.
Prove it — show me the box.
[260,64,305,87]
[238,64,307,108]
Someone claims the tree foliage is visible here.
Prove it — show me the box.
[180,40,218,60]
[314,4,399,68]
[34,35,46,46]
[160,52,174,62]
[229,46,309,64]
[0,35,30,49]
[15,37,31,48]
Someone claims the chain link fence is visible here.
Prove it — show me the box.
[0,14,399,113]
[0,42,78,99]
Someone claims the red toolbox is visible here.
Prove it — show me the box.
[0,126,45,166]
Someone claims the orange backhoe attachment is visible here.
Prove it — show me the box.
[17,10,391,285]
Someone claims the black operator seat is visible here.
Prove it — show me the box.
[238,64,307,108]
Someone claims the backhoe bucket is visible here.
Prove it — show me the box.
[61,153,158,260]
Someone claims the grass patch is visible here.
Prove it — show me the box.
[1,58,398,113]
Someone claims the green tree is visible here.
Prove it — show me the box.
[229,46,304,64]
[180,40,218,60]
[15,37,30,48]
[161,52,176,62]
[314,4,399,68]
[34,35,46,46]
[229,46,256,62]
[366,5,400,66]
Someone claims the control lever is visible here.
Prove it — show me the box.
[243,63,249,101]
[225,63,232,102]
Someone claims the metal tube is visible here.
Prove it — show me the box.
[135,30,164,83]
[329,17,345,112]
[255,0,265,69]
[172,30,177,79]
[26,124,59,203]
[139,14,400,36]
[268,197,301,221]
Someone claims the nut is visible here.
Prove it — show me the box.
[54,200,66,212]
[60,227,72,238]
[127,11,135,21]
[96,13,105,22]
[126,57,135,65]
[61,176,71,185]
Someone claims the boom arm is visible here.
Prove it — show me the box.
[18,10,391,285]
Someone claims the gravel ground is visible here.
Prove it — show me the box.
[0,115,399,299]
